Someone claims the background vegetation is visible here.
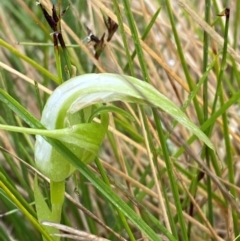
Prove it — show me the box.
[0,0,240,240]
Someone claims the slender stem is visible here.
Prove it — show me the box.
[229,1,240,87]
[121,0,149,82]
[219,85,239,235]
[49,180,65,241]
[203,0,214,234]
[50,180,65,223]
[203,0,211,120]
[216,8,239,236]
[123,7,161,73]
[151,111,177,237]
[206,8,230,137]
[163,0,203,124]
[153,110,187,240]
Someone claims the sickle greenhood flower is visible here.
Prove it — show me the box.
[35,73,214,182]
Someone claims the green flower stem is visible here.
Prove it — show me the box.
[50,180,65,225]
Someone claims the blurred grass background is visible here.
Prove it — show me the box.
[1,0,240,240]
